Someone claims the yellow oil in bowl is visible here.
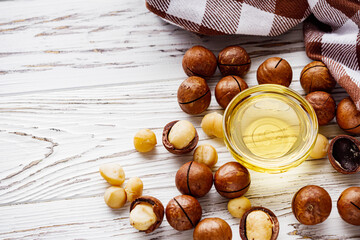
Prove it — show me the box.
[223,84,318,173]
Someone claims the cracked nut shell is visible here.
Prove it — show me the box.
[305,91,336,126]
[182,46,217,78]
[166,195,202,231]
[214,162,251,199]
[130,196,164,233]
[215,75,248,109]
[300,61,336,93]
[193,218,232,240]
[336,97,360,134]
[328,135,360,174]
[257,57,292,87]
[337,187,360,225]
[177,76,211,115]
[175,161,213,198]
[162,120,198,154]
[217,46,251,77]
[292,185,332,225]
[240,207,279,240]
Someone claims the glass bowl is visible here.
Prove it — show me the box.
[223,84,318,173]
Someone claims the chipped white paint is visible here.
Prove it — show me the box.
[0,0,359,239]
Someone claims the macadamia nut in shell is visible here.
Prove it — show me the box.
[193,218,232,240]
[177,76,211,115]
[182,46,217,78]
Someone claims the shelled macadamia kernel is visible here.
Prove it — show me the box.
[125,177,143,202]
[99,163,125,186]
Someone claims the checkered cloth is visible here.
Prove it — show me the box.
[146,0,360,110]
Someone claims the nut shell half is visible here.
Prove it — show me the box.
[162,121,198,154]
[130,196,164,233]
[328,135,360,174]
[239,207,279,240]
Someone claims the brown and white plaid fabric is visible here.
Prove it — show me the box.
[146,0,360,110]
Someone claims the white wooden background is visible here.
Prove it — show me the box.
[0,0,359,239]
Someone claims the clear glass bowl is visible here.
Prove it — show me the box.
[223,84,318,173]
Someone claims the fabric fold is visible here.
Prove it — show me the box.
[146,0,360,110]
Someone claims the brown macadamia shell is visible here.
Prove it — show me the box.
[292,185,332,225]
[193,218,232,240]
[257,57,292,87]
[214,162,251,199]
[305,91,336,126]
[337,187,360,226]
[175,161,213,198]
[166,195,202,231]
[328,135,360,174]
[130,196,164,233]
[239,207,279,240]
[300,61,336,93]
[177,76,211,115]
[336,97,360,134]
[217,46,251,77]
[162,120,198,155]
[182,46,217,78]
[215,75,248,109]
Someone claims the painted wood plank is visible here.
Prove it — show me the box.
[0,0,359,239]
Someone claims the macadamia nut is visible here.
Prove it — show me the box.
[193,144,218,168]
[310,134,329,159]
[130,203,157,231]
[104,186,127,209]
[168,120,196,149]
[134,129,157,152]
[125,177,143,202]
[246,210,273,240]
[201,112,223,138]
[99,163,125,186]
[227,196,251,218]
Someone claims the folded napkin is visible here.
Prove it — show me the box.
[146,0,360,110]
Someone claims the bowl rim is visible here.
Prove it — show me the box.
[223,84,318,173]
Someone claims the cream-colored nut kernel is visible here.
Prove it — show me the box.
[227,196,251,218]
[201,112,223,138]
[104,186,127,209]
[310,134,329,159]
[125,177,143,202]
[130,203,157,231]
[99,163,125,186]
[134,129,157,152]
[193,144,218,168]
[246,210,273,240]
[168,120,196,149]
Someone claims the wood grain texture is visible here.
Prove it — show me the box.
[0,0,359,239]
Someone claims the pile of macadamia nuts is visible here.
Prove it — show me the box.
[99,44,360,239]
